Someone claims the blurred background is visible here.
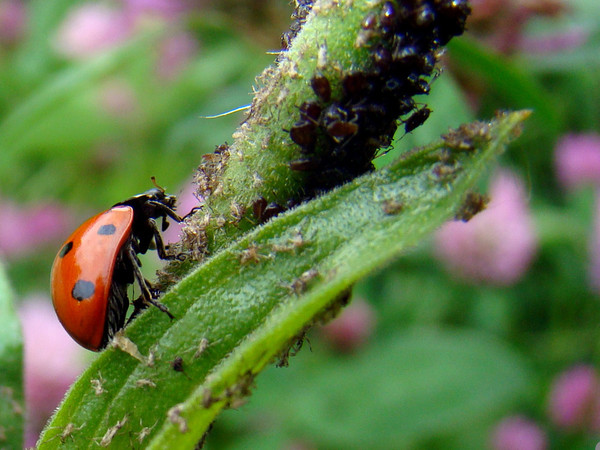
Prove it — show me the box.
[1,0,600,448]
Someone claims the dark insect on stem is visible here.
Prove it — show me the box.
[404,107,431,133]
[311,73,331,103]
[290,120,318,148]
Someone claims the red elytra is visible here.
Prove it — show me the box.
[50,183,184,351]
[51,207,133,350]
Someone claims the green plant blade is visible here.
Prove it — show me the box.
[0,262,24,449]
[448,37,561,137]
[38,111,529,449]
[239,327,533,448]
[0,30,163,194]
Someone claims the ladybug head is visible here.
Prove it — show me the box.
[116,177,178,223]
[143,187,177,210]
[146,177,177,208]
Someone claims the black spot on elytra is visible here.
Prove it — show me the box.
[59,241,73,258]
[72,280,95,301]
[98,224,117,235]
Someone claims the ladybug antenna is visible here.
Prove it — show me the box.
[150,176,165,194]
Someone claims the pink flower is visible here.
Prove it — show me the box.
[469,0,505,21]
[0,198,71,259]
[588,195,600,293]
[123,0,196,21]
[155,32,198,81]
[19,296,86,447]
[0,0,26,45]
[467,0,567,55]
[434,169,537,285]
[319,299,376,352]
[97,78,138,118]
[548,365,600,431]
[54,4,131,60]
[555,133,600,190]
[520,28,589,54]
[491,416,547,450]
[162,180,200,244]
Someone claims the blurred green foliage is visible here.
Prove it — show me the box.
[1,3,275,294]
[3,0,600,448]
[0,262,23,449]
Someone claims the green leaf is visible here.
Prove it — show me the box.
[0,262,24,449]
[38,111,530,449]
[448,37,562,137]
[0,30,164,195]
[235,327,533,448]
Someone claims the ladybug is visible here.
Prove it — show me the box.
[51,179,185,351]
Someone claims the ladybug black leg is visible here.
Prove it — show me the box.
[146,200,184,223]
[125,246,174,319]
[128,296,148,324]
[145,218,187,261]
[145,218,174,260]
[182,206,201,220]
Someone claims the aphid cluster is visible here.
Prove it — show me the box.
[281,0,314,51]
[455,191,488,222]
[289,0,471,198]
